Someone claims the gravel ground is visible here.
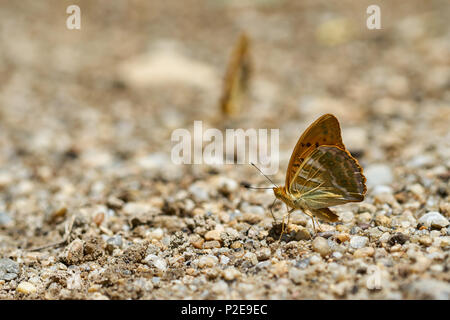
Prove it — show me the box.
[0,0,449,299]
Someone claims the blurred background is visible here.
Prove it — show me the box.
[0,0,449,299]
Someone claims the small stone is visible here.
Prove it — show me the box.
[198,255,218,268]
[244,252,258,265]
[188,183,209,202]
[17,282,37,294]
[203,240,221,249]
[365,164,393,187]
[291,225,311,240]
[190,235,204,249]
[230,241,242,249]
[375,215,391,227]
[340,211,354,223]
[407,279,450,299]
[350,236,369,249]
[0,212,13,226]
[372,185,393,196]
[418,236,432,246]
[149,228,164,240]
[367,227,383,239]
[312,237,331,257]
[219,255,230,265]
[204,230,222,241]
[356,212,372,224]
[379,232,391,243]
[289,268,306,284]
[353,247,375,258]
[310,255,322,264]
[65,239,84,265]
[335,233,350,243]
[106,235,123,252]
[92,211,105,226]
[144,254,167,272]
[216,177,238,194]
[388,233,409,246]
[418,212,449,229]
[0,258,20,281]
[332,252,342,259]
[256,248,271,261]
[222,267,241,281]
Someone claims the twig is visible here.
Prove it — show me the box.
[27,215,76,251]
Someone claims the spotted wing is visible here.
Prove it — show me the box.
[285,114,345,188]
[289,145,366,210]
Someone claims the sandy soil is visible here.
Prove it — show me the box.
[0,0,449,299]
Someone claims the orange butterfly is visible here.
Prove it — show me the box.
[220,32,251,117]
[272,114,367,236]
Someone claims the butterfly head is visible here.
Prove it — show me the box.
[273,186,288,202]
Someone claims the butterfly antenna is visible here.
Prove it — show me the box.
[250,162,278,188]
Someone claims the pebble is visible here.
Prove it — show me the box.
[356,212,372,224]
[17,281,37,294]
[216,177,238,194]
[65,239,84,265]
[149,228,164,240]
[244,252,258,265]
[203,240,221,249]
[335,233,350,243]
[353,247,375,258]
[289,268,305,284]
[190,235,204,249]
[309,255,322,264]
[407,279,450,299]
[144,254,167,272]
[0,212,13,226]
[364,164,393,187]
[292,225,311,240]
[0,258,20,281]
[418,236,432,246]
[222,267,241,281]
[350,236,369,249]
[372,185,393,196]
[106,235,123,251]
[379,232,391,243]
[375,215,391,227]
[204,230,221,241]
[188,183,209,202]
[331,252,343,259]
[219,255,230,265]
[256,248,271,261]
[198,255,218,268]
[418,212,449,229]
[312,237,331,257]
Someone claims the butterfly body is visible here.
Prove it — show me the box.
[273,114,367,231]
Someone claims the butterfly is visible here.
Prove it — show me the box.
[272,114,367,236]
[220,32,251,117]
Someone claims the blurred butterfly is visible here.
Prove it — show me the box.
[250,114,366,237]
[220,32,251,118]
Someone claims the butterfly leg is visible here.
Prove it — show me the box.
[278,208,295,242]
[304,209,317,236]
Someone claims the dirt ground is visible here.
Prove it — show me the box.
[0,0,449,299]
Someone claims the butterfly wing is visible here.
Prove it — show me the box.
[220,33,251,117]
[285,114,345,188]
[289,145,366,210]
[309,208,339,223]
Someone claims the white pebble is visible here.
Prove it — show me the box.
[418,212,449,229]
[17,282,37,294]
